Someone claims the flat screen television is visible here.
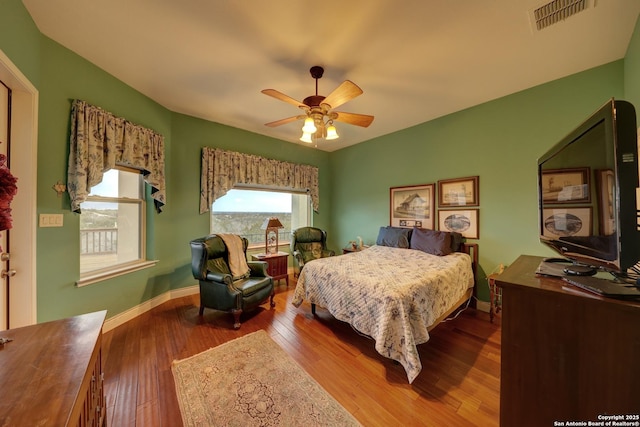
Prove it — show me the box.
[538,98,640,278]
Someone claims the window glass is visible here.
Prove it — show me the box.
[211,188,310,248]
[80,169,144,274]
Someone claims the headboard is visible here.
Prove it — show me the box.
[462,242,479,287]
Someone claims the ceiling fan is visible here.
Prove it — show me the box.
[261,66,374,143]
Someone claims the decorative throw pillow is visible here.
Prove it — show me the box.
[376,226,411,248]
[410,228,453,256]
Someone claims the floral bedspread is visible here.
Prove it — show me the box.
[292,245,474,383]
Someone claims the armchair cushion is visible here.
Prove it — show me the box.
[234,275,272,298]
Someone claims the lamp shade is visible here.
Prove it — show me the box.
[261,217,284,230]
[261,217,284,254]
[301,116,317,133]
[299,131,313,143]
[325,123,339,140]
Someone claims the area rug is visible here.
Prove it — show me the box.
[171,330,362,427]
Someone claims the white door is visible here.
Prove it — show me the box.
[0,50,38,330]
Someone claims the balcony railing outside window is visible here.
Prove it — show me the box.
[80,228,290,256]
[80,228,118,255]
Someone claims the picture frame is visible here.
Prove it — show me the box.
[438,209,479,239]
[595,169,615,235]
[541,207,592,238]
[438,176,479,207]
[390,184,435,229]
[541,167,590,204]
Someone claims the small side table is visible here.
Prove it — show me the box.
[252,252,289,286]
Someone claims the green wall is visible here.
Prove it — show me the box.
[167,114,331,289]
[0,0,41,85]
[328,62,628,300]
[0,0,330,322]
[625,12,640,108]
[0,0,638,319]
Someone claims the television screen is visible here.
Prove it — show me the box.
[538,99,640,276]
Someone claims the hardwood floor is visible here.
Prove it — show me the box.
[102,281,501,426]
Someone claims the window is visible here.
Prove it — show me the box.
[78,168,149,283]
[211,188,311,249]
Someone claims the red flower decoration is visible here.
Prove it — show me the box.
[0,154,18,231]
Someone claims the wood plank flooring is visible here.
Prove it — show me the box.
[102,281,501,426]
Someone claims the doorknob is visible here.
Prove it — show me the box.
[0,253,9,262]
[1,269,16,278]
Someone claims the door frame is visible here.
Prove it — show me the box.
[0,49,38,327]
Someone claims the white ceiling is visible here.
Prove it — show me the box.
[22,0,640,152]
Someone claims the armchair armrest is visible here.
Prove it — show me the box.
[205,270,233,285]
[322,249,336,257]
[248,261,269,277]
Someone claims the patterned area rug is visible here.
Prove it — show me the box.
[171,330,362,427]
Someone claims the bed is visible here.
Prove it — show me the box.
[292,226,477,383]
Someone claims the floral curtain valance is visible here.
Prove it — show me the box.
[199,147,319,214]
[67,99,166,213]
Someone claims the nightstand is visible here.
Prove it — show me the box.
[252,252,289,286]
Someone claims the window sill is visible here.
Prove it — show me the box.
[247,241,290,251]
[76,260,158,287]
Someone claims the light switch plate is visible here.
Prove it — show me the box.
[39,214,63,227]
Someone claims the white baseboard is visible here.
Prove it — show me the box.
[475,300,490,313]
[103,285,199,333]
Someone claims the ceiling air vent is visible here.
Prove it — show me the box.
[532,0,588,31]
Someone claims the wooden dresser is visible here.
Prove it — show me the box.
[496,255,640,426]
[0,310,107,426]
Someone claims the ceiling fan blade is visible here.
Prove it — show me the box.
[261,89,305,108]
[321,80,363,109]
[264,115,305,127]
[334,112,374,128]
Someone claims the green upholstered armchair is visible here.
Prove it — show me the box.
[290,226,335,277]
[190,234,275,329]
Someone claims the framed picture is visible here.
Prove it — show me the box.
[542,207,592,238]
[541,168,590,204]
[438,176,479,207]
[438,209,479,239]
[595,169,615,235]
[390,184,435,229]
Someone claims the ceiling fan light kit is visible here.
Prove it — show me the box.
[299,132,313,143]
[325,122,339,140]
[262,66,374,146]
[301,116,317,134]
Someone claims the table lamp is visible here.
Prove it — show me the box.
[261,217,284,254]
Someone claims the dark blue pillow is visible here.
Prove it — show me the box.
[376,226,411,248]
[409,228,453,256]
